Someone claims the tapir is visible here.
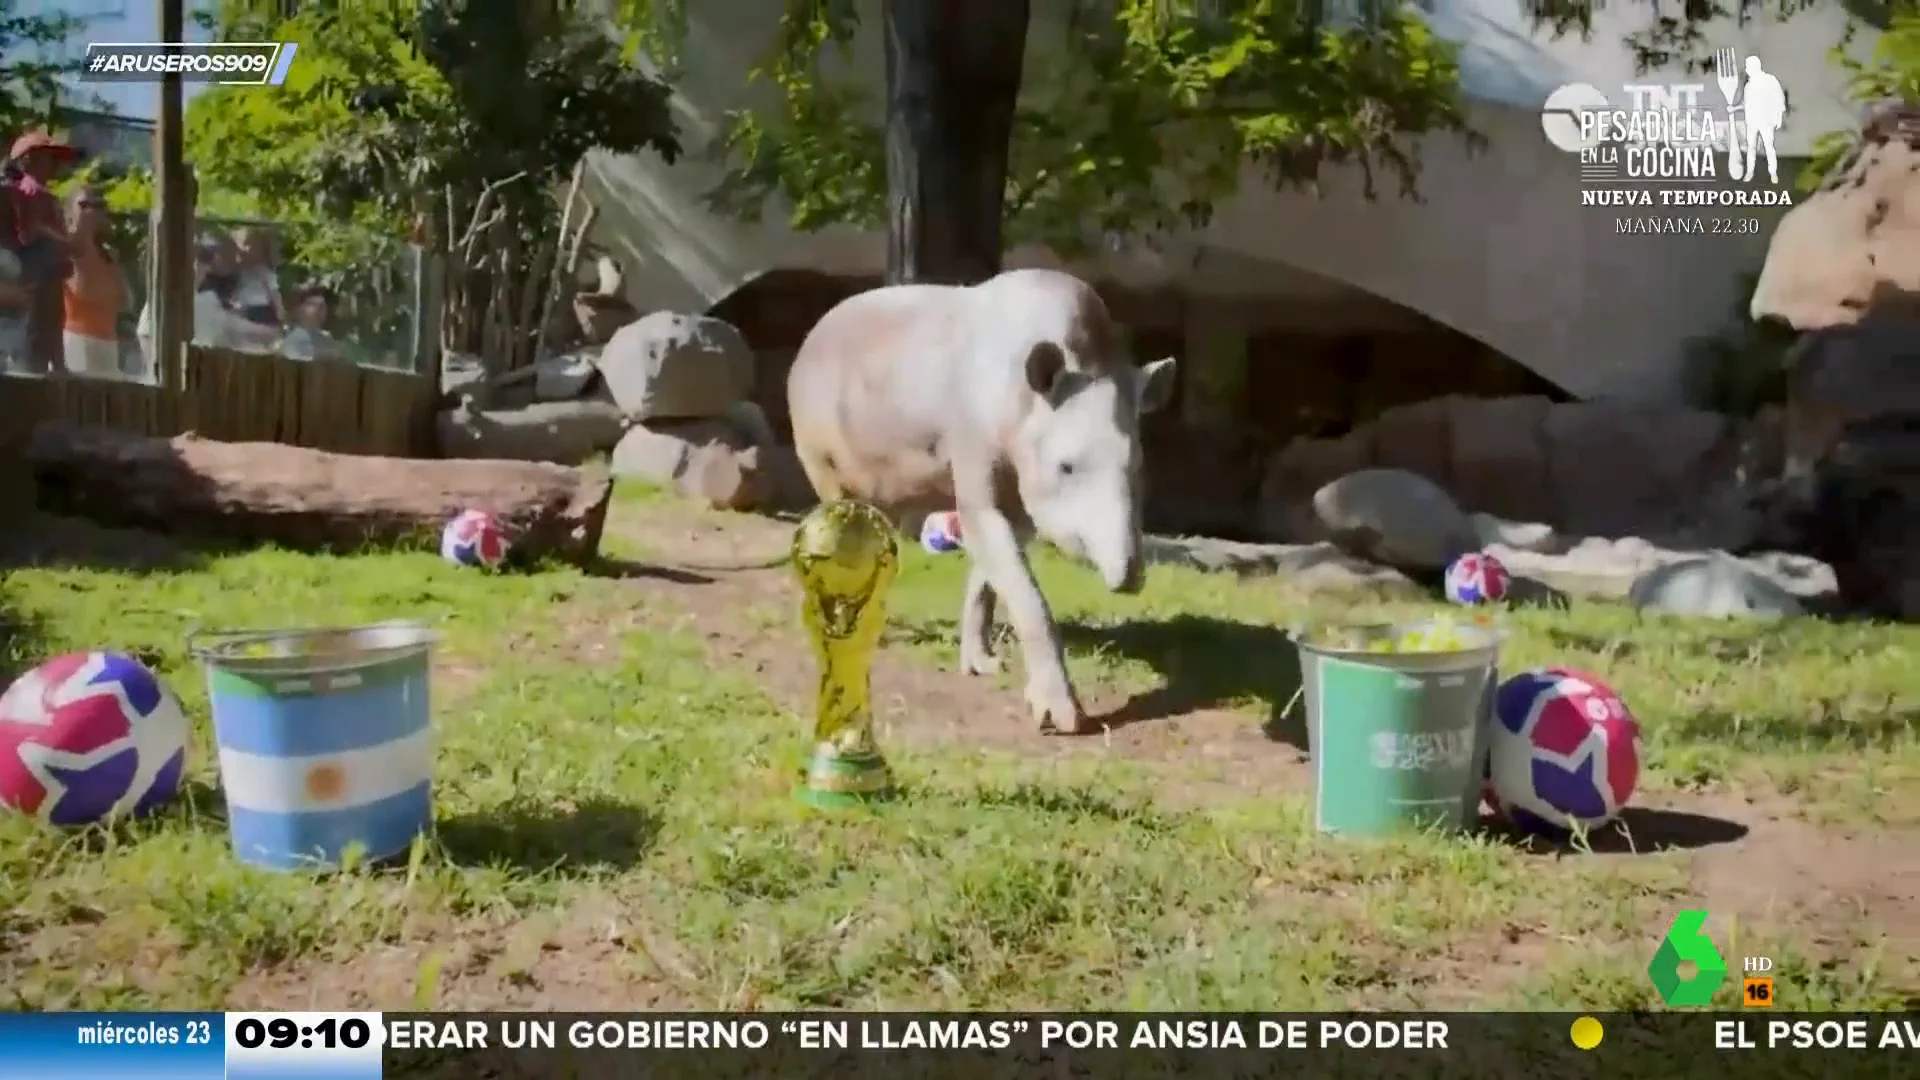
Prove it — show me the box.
[784,268,1177,733]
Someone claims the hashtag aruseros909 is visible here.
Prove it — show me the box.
[80,43,282,84]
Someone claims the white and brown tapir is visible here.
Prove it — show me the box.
[782,268,1178,733]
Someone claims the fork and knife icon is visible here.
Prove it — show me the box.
[1712,47,1745,178]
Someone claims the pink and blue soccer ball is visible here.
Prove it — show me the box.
[920,511,964,554]
[1488,667,1640,833]
[1445,552,1510,604]
[441,509,510,568]
[0,652,188,825]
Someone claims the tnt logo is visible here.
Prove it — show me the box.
[1743,956,1775,1008]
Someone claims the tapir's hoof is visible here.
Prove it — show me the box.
[1027,679,1086,735]
[959,648,1001,676]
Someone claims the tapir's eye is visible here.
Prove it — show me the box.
[1058,460,1075,477]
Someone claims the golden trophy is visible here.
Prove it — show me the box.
[791,500,900,807]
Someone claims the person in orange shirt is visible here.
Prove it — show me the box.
[61,185,128,379]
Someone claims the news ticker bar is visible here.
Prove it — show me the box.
[78,42,299,86]
[2,1012,1915,1079]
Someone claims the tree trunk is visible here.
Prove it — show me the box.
[25,422,612,566]
[882,0,1030,286]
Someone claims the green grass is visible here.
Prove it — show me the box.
[2,499,1916,1011]
[882,543,1920,823]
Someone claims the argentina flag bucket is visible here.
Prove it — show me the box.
[190,621,435,871]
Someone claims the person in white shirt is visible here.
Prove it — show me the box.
[230,226,285,333]
[136,238,280,370]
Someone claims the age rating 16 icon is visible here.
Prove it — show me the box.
[1649,910,1776,1008]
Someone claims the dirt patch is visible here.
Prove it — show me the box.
[605,499,1920,996]
[230,899,698,1011]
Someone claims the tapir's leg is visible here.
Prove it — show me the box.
[959,563,1000,675]
[960,516,1032,677]
[792,439,846,503]
[953,459,1083,733]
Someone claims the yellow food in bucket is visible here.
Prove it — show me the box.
[1307,614,1483,654]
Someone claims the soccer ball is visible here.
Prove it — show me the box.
[1488,667,1640,833]
[920,511,964,554]
[1445,552,1510,604]
[441,509,510,568]
[0,652,188,825]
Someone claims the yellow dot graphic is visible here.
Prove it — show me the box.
[1570,1016,1604,1051]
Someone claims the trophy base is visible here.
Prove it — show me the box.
[797,747,895,808]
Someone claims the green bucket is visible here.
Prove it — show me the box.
[1294,618,1502,836]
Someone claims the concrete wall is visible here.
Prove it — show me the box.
[583,0,1880,402]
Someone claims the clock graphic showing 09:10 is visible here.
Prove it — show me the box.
[225,1011,386,1079]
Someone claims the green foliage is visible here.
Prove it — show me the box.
[1522,0,1833,76]
[1801,11,1920,190]
[191,3,678,242]
[0,0,83,137]
[180,1,682,365]
[626,0,1474,255]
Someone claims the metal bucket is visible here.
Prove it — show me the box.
[1294,618,1502,836]
[190,621,436,870]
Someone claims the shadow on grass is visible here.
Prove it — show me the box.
[1058,615,1307,748]
[584,556,713,585]
[1480,805,1750,855]
[437,795,661,875]
[0,592,51,690]
[0,510,220,577]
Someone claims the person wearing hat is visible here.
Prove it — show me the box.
[2,130,80,372]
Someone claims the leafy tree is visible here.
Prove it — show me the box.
[615,0,1474,283]
[181,1,682,371]
[1803,9,1920,188]
[0,0,83,138]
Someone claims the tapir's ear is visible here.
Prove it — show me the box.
[1136,357,1177,415]
[1025,341,1068,397]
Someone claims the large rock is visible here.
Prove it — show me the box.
[597,312,755,421]
[1254,428,1374,541]
[1145,428,1263,537]
[1142,535,1419,595]
[533,349,600,402]
[1311,468,1478,571]
[1446,394,1554,522]
[1779,315,1920,483]
[1260,395,1772,549]
[1750,106,1920,331]
[1795,414,1920,620]
[610,419,772,512]
[1487,537,1836,607]
[435,399,629,465]
[1540,401,1731,538]
[1628,555,1808,619]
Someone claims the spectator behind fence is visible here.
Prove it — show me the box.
[138,234,281,367]
[280,282,341,361]
[232,225,285,330]
[61,186,128,379]
[2,130,79,372]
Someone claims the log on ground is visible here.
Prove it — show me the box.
[25,421,613,565]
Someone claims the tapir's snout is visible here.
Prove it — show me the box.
[1103,547,1145,594]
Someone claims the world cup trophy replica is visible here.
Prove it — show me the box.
[791,500,900,807]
